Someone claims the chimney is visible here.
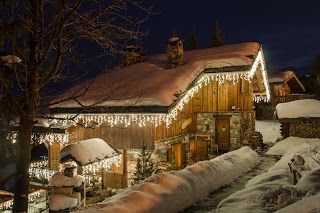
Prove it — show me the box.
[166,37,184,68]
[122,45,142,67]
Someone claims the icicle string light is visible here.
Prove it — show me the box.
[0,190,45,210]
[82,154,122,175]
[39,133,69,145]
[50,49,270,129]
[30,160,48,168]
[29,167,56,180]
[6,132,68,145]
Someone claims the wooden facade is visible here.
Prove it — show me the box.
[47,42,269,188]
[67,79,254,150]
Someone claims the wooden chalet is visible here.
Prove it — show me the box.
[256,70,307,119]
[46,39,270,187]
[269,70,306,105]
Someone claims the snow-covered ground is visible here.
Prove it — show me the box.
[64,120,320,213]
[255,120,282,144]
[73,147,260,213]
[216,123,320,213]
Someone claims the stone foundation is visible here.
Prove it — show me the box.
[196,111,255,150]
[154,134,190,162]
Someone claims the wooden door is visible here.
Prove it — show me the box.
[171,143,187,169]
[215,117,230,152]
[105,149,127,189]
[49,143,61,170]
[195,140,207,162]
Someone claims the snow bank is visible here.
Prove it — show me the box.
[266,137,320,156]
[276,99,320,119]
[49,194,78,211]
[73,146,259,213]
[266,137,320,172]
[255,120,282,144]
[216,137,320,213]
[275,192,320,213]
[50,172,84,187]
[60,138,119,165]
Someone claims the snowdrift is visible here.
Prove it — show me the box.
[73,146,259,213]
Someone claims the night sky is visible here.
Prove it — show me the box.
[143,0,320,72]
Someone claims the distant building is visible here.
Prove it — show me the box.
[256,70,308,120]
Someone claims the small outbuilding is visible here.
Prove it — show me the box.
[276,99,320,138]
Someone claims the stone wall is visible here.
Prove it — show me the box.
[289,122,320,138]
[127,134,190,186]
[196,111,255,150]
[154,134,190,162]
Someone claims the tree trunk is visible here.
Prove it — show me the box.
[12,110,35,212]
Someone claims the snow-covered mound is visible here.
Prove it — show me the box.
[276,99,320,119]
[255,120,282,144]
[216,137,320,213]
[275,192,320,213]
[50,172,85,187]
[73,146,259,213]
[49,194,78,211]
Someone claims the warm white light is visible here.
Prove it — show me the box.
[82,154,122,175]
[39,133,69,145]
[0,190,45,210]
[49,49,270,130]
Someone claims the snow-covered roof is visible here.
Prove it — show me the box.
[60,138,120,166]
[276,99,320,119]
[50,42,261,109]
[268,70,295,83]
[269,70,305,93]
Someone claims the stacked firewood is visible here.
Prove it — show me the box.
[289,122,320,138]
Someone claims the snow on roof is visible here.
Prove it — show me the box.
[0,190,14,196]
[73,146,259,213]
[1,55,22,64]
[276,99,320,119]
[60,138,120,166]
[51,42,261,109]
[268,70,294,83]
[49,171,84,187]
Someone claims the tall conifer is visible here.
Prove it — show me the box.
[209,19,225,47]
[189,25,199,50]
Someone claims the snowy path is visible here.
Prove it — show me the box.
[181,152,279,213]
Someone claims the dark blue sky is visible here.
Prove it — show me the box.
[143,0,320,71]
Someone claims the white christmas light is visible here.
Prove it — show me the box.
[49,49,270,130]
[82,154,122,175]
[39,133,69,145]
[0,190,44,210]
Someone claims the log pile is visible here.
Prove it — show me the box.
[289,122,320,138]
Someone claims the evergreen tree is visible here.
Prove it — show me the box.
[189,25,199,50]
[132,145,157,184]
[209,19,225,48]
